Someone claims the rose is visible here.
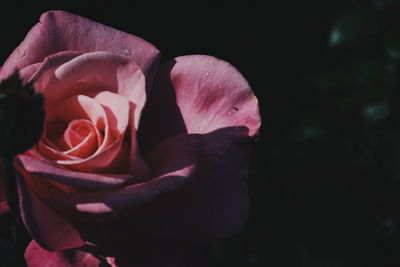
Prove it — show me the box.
[0,10,261,266]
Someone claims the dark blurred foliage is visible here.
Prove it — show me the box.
[1,0,400,266]
[0,72,44,157]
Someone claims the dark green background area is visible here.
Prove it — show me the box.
[1,0,400,266]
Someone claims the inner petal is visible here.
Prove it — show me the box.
[63,119,101,158]
[65,120,91,147]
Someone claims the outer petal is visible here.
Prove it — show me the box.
[34,51,146,129]
[16,155,133,191]
[93,127,253,243]
[0,10,160,90]
[130,56,261,242]
[47,134,203,222]
[16,171,84,251]
[19,63,41,82]
[25,241,111,267]
[140,55,260,152]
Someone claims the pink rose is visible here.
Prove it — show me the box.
[0,10,260,266]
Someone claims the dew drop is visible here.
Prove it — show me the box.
[227,106,239,117]
[120,47,131,56]
[205,72,211,77]
[18,48,27,59]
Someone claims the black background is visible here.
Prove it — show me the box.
[1,0,400,266]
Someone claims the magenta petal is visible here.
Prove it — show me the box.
[28,51,82,90]
[25,241,110,267]
[16,173,84,251]
[0,10,160,89]
[19,63,41,82]
[98,127,253,242]
[16,155,133,190]
[50,134,203,222]
[140,55,260,153]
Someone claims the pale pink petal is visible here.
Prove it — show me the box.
[25,240,112,267]
[37,140,80,162]
[28,51,82,95]
[140,55,260,152]
[93,91,148,179]
[93,91,129,135]
[52,95,107,131]
[16,170,84,251]
[47,94,129,172]
[48,134,203,222]
[0,10,160,90]
[34,51,146,129]
[63,120,99,157]
[16,154,133,191]
[56,136,128,173]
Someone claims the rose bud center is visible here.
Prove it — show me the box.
[63,119,102,158]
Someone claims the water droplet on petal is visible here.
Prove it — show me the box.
[205,72,211,77]
[227,106,239,117]
[120,47,131,56]
[18,48,27,59]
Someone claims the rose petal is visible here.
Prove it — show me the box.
[16,155,133,191]
[56,137,128,173]
[140,55,260,153]
[93,91,130,135]
[16,170,84,251]
[48,134,203,222]
[28,51,82,91]
[63,120,100,157]
[19,63,41,82]
[34,51,146,130]
[0,10,160,90]
[90,127,253,243]
[52,95,107,131]
[25,240,111,267]
[46,94,128,173]
[37,140,81,162]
